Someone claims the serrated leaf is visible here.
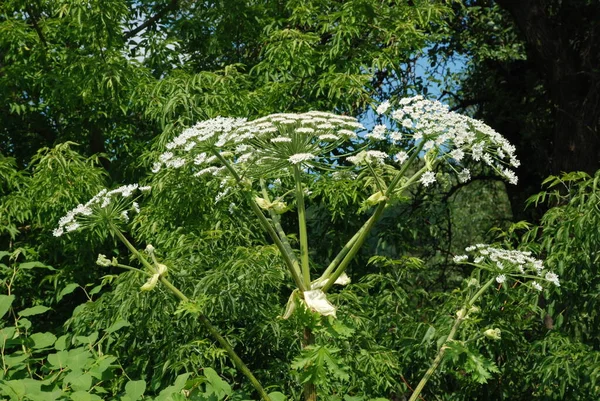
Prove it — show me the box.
[18,305,51,317]
[204,367,231,398]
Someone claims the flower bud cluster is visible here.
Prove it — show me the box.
[454,244,559,291]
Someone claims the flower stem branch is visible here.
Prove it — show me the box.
[260,180,303,282]
[109,224,272,401]
[113,263,153,277]
[320,144,428,292]
[408,277,496,401]
[212,150,306,291]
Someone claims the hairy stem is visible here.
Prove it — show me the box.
[260,180,303,282]
[302,327,317,401]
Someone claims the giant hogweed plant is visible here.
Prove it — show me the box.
[53,97,560,400]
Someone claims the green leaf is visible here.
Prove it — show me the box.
[0,327,16,343]
[58,283,80,302]
[204,367,231,398]
[105,318,130,334]
[47,350,69,369]
[0,294,15,319]
[89,355,117,379]
[30,332,57,349]
[4,352,28,368]
[70,391,103,401]
[55,335,69,351]
[153,373,191,401]
[124,380,146,400]
[28,389,64,401]
[268,392,287,401]
[19,261,55,270]
[67,348,93,371]
[75,332,99,346]
[65,371,93,391]
[18,305,51,317]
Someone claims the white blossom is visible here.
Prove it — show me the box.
[53,184,151,237]
[420,171,436,187]
[376,100,391,115]
[303,290,337,317]
[458,168,471,183]
[545,272,560,287]
[288,153,317,165]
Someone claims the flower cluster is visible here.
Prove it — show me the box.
[454,244,559,291]
[371,96,520,186]
[53,184,150,237]
[153,112,365,203]
[154,112,364,176]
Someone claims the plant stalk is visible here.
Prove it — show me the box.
[302,326,317,401]
[213,151,307,291]
[294,165,311,288]
[317,143,427,290]
[109,225,273,401]
[408,277,496,401]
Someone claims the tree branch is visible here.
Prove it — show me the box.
[124,0,179,40]
[26,4,47,47]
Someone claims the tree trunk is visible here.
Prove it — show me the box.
[496,0,600,175]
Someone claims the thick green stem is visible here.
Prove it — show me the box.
[213,151,306,291]
[302,327,317,401]
[317,143,428,290]
[408,278,496,401]
[109,225,272,401]
[260,180,303,282]
[321,203,386,292]
[294,165,311,288]
[314,222,364,286]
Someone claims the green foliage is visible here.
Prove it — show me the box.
[2,2,600,401]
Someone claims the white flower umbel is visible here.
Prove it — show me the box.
[376,96,520,186]
[155,112,365,180]
[53,184,150,237]
[456,244,560,290]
